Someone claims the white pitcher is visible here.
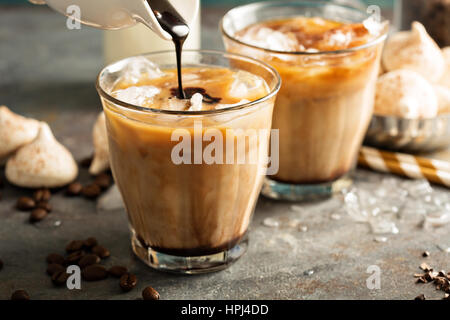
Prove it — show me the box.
[28,0,200,41]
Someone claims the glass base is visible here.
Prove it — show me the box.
[131,233,248,274]
[261,176,352,201]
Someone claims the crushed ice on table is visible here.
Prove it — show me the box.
[262,215,307,232]
[117,57,165,84]
[341,177,450,235]
[303,269,315,276]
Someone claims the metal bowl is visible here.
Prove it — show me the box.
[364,114,450,153]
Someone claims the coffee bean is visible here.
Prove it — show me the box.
[29,208,47,222]
[415,294,426,301]
[66,240,84,253]
[66,182,82,196]
[92,245,110,258]
[46,253,65,265]
[94,173,111,190]
[142,286,160,300]
[16,197,35,211]
[78,254,100,269]
[36,201,52,213]
[46,263,65,276]
[33,188,51,202]
[66,250,85,265]
[81,184,101,199]
[119,273,138,292]
[11,290,30,301]
[52,270,69,286]
[108,266,128,278]
[83,237,98,249]
[82,264,108,281]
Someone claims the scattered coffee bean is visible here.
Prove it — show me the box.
[82,264,108,281]
[438,270,447,278]
[52,269,69,286]
[66,240,84,253]
[420,262,432,272]
[92,245,110,258]
[78,254,100,269]
[119,273,138,292]
[81,184,102,199]
[11,290,30,301]
[66,250,85,265]
[36,201,52,213]
[46,253,65,265]
[94,173,112,190]
[417,276,427,283]
[16,197,35,211]
[422,251,430,258]
[80,157,92,168]
[142,286,160,300]
[108,266,128,278]
[0,259,3,271]
[83,237,98,249]
[66,182,83,196]
[414,294,426,301]
[46,263,65,276]
[29,208,47,222]
[33,188,51,202]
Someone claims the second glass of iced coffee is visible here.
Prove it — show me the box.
[222,1,388,200]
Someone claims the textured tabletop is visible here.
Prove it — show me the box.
[0,6,449,300]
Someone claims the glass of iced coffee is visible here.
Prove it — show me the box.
[221,1,388,200]
[96,50,280,273]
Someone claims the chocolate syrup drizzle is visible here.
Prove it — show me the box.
[170,87,222,104]
[149,0,189,99]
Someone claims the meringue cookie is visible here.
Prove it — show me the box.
[6,122,78,188]
[89,112,110,175]
[434,85,450,114]
[439,47,450,88]
[375,70,438,119]
[0,106,40,162]
[382,22,445,83]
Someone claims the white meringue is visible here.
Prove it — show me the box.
[6,122,78,188]
[434,85,450,114]
[375,70,438,119]
[439,47,450,88]
[89,112,110,175]
[0,106,40,162]
[382,22,445,83]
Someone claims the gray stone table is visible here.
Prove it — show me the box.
[0,6,449,300]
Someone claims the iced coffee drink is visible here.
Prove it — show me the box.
[222,2,388,200]
[96,51,280,273]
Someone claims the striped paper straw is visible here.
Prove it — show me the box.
[358,146,450,188]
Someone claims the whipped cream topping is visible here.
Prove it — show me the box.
[439,47,450,88]
[375,70,438,119]
[382,22,445,83]
[434,85,450,114]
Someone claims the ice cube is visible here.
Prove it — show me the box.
[229,71,265,99]
[240,26,299,52]
[119,57,165,84]
[112,86,160,107]
[188,93,203,111]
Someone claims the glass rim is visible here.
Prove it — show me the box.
[96,49,281,116]
[220,0,389,56]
